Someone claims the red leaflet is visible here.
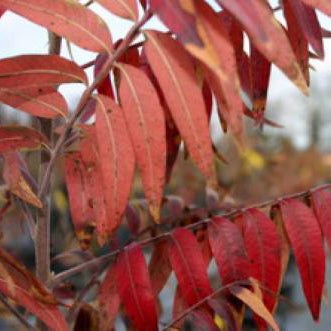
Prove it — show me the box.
[0,126,48,153]
[150,0,203,46]
[116,244,158,331]
[300,0,331,17]
[94,95,135,240]
[96,0,138,20]
[149,240,172,296]
[144,30,214,178]
[0,247,69,331]
[283,0,310,85]
[94,53,114,100]
[216,0,308,94]
[249,44,272,124]
[99,264,120,330]
[0,55,87,88]
[64,151,95,250]
[78,126,109,245]
[311,187,331,252]
[280,199,325,320]
[240,208,282,328]
[286,0,324,58]
[208,217,251,285]
[118,63,166,220]
[216,0,268,43]
[168,228,212,306]
[193,1,244,143]
[1,0,112,53]
[3,152,43,208]
[0,88,68,118]
[140,52,181,182]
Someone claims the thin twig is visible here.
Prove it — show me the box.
[0,293,36,330]
[50,182,331,287]
[38,9,152,200]
[162,280,249,330]
[17,199,36,240]
[35,32,62,285]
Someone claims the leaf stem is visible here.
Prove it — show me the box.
[50,182,331,287]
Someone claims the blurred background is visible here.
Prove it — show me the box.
[0,0,331,330]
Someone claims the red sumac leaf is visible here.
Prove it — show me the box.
[150,0,203,46]
[116,243,157,331]
[168,228,212,306]
[149,239,172,296]
[0,247,68,331]
[3,152,43,208]
[64,151,95,250]
[144,30,214,178]
[240,208,282,329]
[1,0,112,53]
[96,0,138,20]
[94,95,135,240]
[280,199,325,320]
[216,0,308,94]
[283,0,310,85]
[249,44,272,124]
[0,126,48,153]
[118,63,166,220]
[0,88,68,118]
[300,0,331,17]
[94,53,114,100]
[208,217,251,285]
[311,187,331,253]
[285,0,324,58]
[0,55,87,89]
[190,1,244,143]
[99,264,120,330]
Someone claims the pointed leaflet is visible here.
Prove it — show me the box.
[1,0,112,53]
[208,217,251,285]
[117,63,166,220]
[79,126,109,245]
[150,0,203,46]
[311,187,331,253]
[0,126,48,153]
[3,152,42,208]
[283,0,310,85]
[0,247,68,331]
[99,264,120,330]
[96,0,138,20]
[285,0,324,58]
[94,95,135,239]
[216,0,308,94]
[249,44,272,124]
[240,209,282,328]
[94,53,114,100]
[148,239,172,296]
[280,199,325,320]
[139,53,181,182]
[168,228,212,306]
[144,30,214,178]
[0,87,68,118]
[230,286,279,331]
[116,243,157,331]
[64,151,95,250]
[300,0,331,16]
[189,1,244,143]
[0,55,87,88]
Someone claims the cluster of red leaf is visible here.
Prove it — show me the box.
[0,0,330,329]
